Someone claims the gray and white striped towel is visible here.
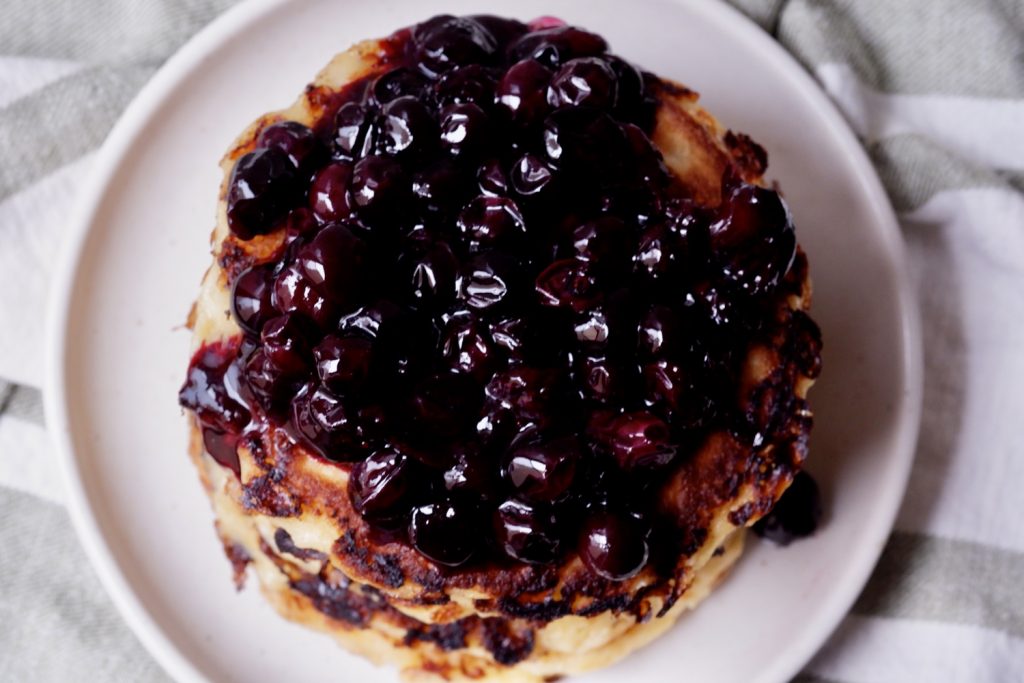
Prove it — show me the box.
[1,1,1022,680]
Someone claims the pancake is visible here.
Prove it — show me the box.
[179,15,821,681]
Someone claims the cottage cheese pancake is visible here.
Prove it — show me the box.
[179,14,822,681]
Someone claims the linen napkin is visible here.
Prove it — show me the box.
[1,1,1021,680]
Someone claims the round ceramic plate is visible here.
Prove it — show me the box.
[46,0,922,681]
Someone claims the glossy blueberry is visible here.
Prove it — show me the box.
[350,154,411,225]
[457,195,526,252]
[535,258,601,312]
[753,471,822,545]
[370,67,429,105]
[257,120,324,175]
[295,223,367,311]
[579,510,649,581]
[439,103,491,159]
[416,16,498,78]
[231,265,276,336]
[494,499,562,564]
[309,162,354,222]
[604,411,677,470]
[226,148,300,239]
[349,448,413,520]
[273,262,338,329]
[398,240,458,308]
[504,434,579,501]
[409,498,480,566]
[334,102,376,159]
[547,57,618,110]
[709,182,796,294]
[458,250,522,311]
[434,64,497,107]
[260,313,314,376]
[179,345,250,433]
[509,154,555,198]
[377,96,438,158]
[289,382,362,461]
[496,59,553,127]
[313,334,373,391]
[507,26,608,69]
[440,311,496,379]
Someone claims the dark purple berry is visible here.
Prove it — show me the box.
[477,158,509,196]
[535,258,601,312]
[231,265,275,336]
[470,15,528,47]
[243,348,293,415]
[496,59,553,126]
[547,57,618,109]
[377,96,438,158]
[435,64,497,107]
[334,102,375,159]
[398,241,458,308]
[289,382,362,461]
[260,313,313,376]
[505,434,579,501]
[439,103,491,159]
[309,162,354,222]
[313,335,373,391]
[509,154,555,198]
[409,498,480,566]
[350,154,410,225]
[458,251,522,311]
[272,263,338,329]
[494,499,562,564]
[457,195,526,252]
[710,183,796,294]
[753,471,822,544]
[416,16,498,78]
[349,448,413,520]
[226,148,300,239]
[579,510,649,581]
[257,120,323,175]
[295,223,366,310]
[605,411,677,470]
[371,67,429,105]
[179,345,250,433]
[440,311,496,379]
[507,26,608,69]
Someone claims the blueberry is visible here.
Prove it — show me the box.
[256,120,324,175]
[309,162,354,222]
[349,448,414,521]
[504,434,579,501]
[439,103,491,159]
[231,265,276,336]
[409,498,480,566]
[579,510,649,581]
[226,148,300,239]
[496,59,553,127]
[313,335,373,391]
[494,499,562,564]
[350,154,410,226]
[547,57,618,110]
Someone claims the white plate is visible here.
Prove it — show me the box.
[46,1,922,681]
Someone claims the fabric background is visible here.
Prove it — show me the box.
[2,1,1022,680]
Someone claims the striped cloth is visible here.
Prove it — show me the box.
[1,0,1021,680]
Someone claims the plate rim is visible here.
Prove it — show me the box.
[44,1,924,682]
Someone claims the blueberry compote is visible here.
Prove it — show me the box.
[181,15,821,577]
